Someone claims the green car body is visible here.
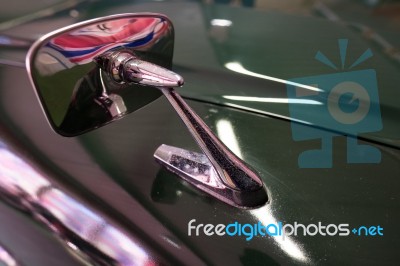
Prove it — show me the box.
[0,0,399,265]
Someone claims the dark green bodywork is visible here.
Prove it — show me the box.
[0,0,399,265]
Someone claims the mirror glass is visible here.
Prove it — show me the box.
[27,14,174,136]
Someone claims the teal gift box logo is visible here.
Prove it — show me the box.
[287,39,382,168]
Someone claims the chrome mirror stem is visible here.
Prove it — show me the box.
[96,51,268,208]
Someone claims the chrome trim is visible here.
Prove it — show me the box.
[0,143,155,265]
[0,244,20,266]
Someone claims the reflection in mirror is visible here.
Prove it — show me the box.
[27,14,174,136]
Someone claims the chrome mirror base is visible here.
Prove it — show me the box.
[154,145,268,208]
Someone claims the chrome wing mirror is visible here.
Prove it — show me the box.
[27,13,173,136]
[27,14,268,208]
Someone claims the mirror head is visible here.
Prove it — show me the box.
[27,13,174,136]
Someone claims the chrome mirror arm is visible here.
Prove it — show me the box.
[157,87,268,208]
[95,51,268,208]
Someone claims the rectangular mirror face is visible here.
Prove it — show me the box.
[27,14,174,136]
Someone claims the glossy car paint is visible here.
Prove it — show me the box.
[0,0,399,265]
